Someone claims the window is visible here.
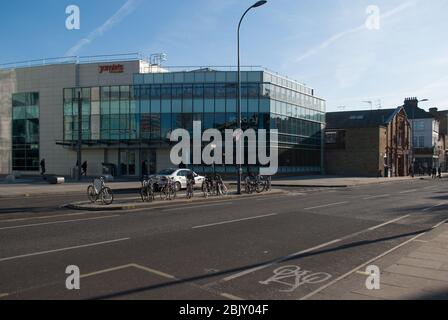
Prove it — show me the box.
[12,92,40,171]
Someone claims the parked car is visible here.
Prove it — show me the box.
[151,169,206,191]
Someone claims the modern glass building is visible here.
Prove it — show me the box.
[62,69,325,175]
[0,55,325,177]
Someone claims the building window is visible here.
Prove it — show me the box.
[12,92,40,171]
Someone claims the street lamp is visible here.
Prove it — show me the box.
[237,0,267,195]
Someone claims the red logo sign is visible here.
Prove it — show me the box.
[99,64,124,74]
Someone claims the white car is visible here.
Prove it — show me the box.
[151,168,206,191]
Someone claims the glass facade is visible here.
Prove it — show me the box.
[12,92,40,171]
[63,71,325,173]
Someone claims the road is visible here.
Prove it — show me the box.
[0,178,447,300]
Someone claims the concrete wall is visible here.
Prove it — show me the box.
[325,127,381,177]
[0,60,141,176]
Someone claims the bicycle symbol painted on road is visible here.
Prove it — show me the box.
[259,265,332,293]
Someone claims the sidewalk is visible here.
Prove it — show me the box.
[311,220,448,300]
[0,174,444,198]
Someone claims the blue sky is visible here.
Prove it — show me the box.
[1,0,447,111]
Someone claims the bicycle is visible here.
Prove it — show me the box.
[244,175,257,194]
[214,174,228,196]
[160,177,177,201]
[87,177,114,205]
[202,175,215,198]
[140,176,155,203]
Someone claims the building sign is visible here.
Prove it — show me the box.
[99,64,124,74]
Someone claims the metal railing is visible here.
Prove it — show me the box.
[0,53,149,71]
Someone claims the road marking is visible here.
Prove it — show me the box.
[162,202,233,212]
[399,189,418,194]
[0,215,119,231]
[132,264,176,280]
[368,215,410,231]
[192,213,279,229]
[81,264,136,278]
[221,293,245,300]
[222,215,410,282]
[0,211,95,224]
[422,202,447,212]
[300,217,448,300]
[304,202,348,211]
[0,238,130,263]
[363,194,390,200]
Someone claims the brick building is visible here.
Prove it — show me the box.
[325,106,411,177]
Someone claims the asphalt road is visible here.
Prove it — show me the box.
[0,178,447,300]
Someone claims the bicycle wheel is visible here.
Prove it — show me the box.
[87,185,97,203]
[140,187,149,202]
[101,187,114,205]
[221,184,228,196]
[256,181,265,193]
[170,187,177,200]
[160,187,168,201]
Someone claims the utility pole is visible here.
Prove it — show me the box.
[77,90,82,181]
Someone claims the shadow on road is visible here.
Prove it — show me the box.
[88,228,432,300]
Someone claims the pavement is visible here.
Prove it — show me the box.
[0,178,447,300]
[0,174,443,198]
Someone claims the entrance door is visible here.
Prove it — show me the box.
[120,150,136,176]
[141,150,157,175]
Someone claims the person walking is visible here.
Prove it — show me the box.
[81,161,88,176]
[40,159,46,176]
[438,167,442,179]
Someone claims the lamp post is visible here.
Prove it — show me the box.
[237,0,267,195]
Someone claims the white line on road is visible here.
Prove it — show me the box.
[162,202,233,212]
[0,215,119,231]
[192,213,279,229]
[222,214,410,282]
[363,194,390,200]
[368,215,410,231]
[399,189,418,194]
[132,264,177,279]
[0,238,130,263]
[0,211,97,224]
[304,202,348,211]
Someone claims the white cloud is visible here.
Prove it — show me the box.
[65,0,140,56]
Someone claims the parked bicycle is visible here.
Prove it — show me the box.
[160,177,177,201]
[202,175,215,198]
[245,174,272,194]
[214,174,228,196]
[87,177,114,205]
[140,176,155,203]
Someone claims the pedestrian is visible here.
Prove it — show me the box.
[438,167,442,179]
[81,161,88,176]
[40,159,46,176]
[141,160,148,179]
[432,167,437,179]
